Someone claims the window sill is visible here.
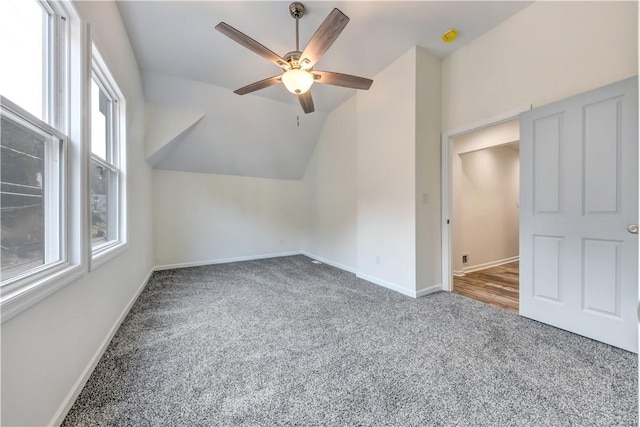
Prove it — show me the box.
[0,241,129,323]
[91,241,128,271]
[1,264,85,324]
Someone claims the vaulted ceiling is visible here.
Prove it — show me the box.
[116,1,532,179]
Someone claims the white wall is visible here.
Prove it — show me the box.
[303,46,442,296]
[415,46,442,295]
[452,143,519,273]
[1,1,154,426]
[442,1,638,131]
[153,170,302,267]
[302,96,358,271]
[356,48,417,295]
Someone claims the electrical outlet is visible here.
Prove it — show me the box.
[462,254,468,264]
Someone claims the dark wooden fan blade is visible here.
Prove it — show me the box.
[298,91,314,114]
[215,22,289,69]
[300,9,349,69]
[234,75,282,95]
[312,71,373,90]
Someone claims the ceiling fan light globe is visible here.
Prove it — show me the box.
[282,69,314,95]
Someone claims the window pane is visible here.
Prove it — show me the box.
[0,0,45,121]
[91,79,110,161]
[1,116,45,281]
[91,159,115,247]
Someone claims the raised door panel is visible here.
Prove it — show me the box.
[532,235,563,303]
[532,114,562,214]
[583,97,622,215]
[582,239,621,317]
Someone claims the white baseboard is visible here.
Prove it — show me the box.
[153,251,302,271]
[355,272,417,298]
[300,251,357,274]
[300,253,436,299]
[452,269,466,277]
[416,284,442,298]
[49,267,155,427]
[462,256,519,275]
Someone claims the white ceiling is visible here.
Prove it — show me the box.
[116,1,533,179]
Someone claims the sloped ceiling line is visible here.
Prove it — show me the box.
[144,102,207,165]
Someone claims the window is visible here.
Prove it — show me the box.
[90,47,126,262]
[0,0,127,320]
[1,0,86,321]
[1,1,68,285]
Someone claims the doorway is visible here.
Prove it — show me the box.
[451,121,520,311]
[441,111,526,312]
[441,78,637,352]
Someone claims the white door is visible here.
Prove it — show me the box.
[520,77,638,353]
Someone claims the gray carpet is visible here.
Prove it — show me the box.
[63,255,637,426]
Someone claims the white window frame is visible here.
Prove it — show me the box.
[0,0,87,322]
[89,45,127,270]
[0,98,68,287]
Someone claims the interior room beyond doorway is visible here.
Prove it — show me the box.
[450,119,520,312]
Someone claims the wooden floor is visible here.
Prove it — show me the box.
[453,261,519,313]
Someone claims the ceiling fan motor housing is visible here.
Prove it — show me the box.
[289,2,305,19]
[284,51,304,69]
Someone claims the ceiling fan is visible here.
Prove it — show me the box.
[215,2,373,114]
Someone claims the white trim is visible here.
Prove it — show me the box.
[48,267,155,427]
[452,269,466,277]
[153,251,303,271]
[445,107,531,138]
[90,242,129,271]
[416,284,442,298]
[0,265,85,324]
[355,272,416,298]
[461,256,520,275]
[441,107,529,292]
[300,251,357,274]
[277,251,435,298]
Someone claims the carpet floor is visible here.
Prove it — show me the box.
[63,255,637,426]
